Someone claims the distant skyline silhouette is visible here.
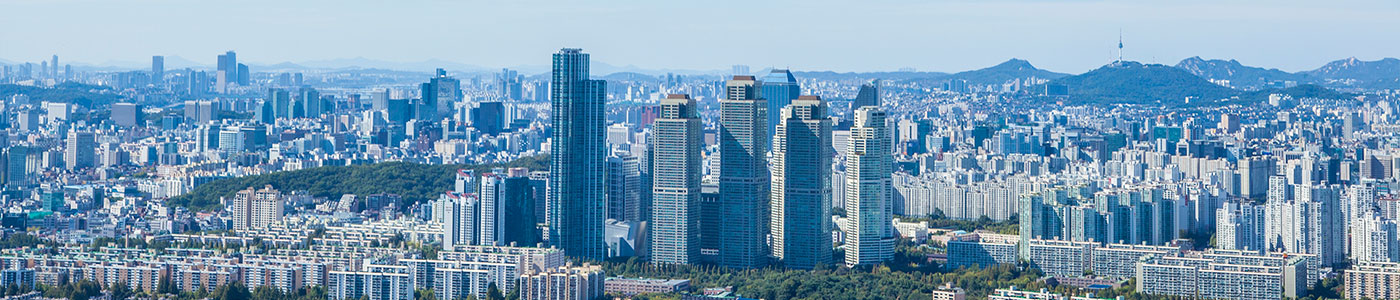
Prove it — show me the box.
[1,0,1396,73]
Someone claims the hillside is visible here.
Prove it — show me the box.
[1175,56,1303,89]
[0,82,124,107]
[946,58,1068,85]
[1044,61,1237,106]
[166,155,547,212]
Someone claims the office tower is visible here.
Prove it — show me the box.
[217,51,237,83]
[498,68,523,100]
[188,70,210,96]
[151,56,164,83]
[64,130,95,170]
[215,71,228,93]
[650,94,703,265]
[1215,201,1266,252]
[372,89,390,112]
[420,68,461,121]
[50,55,58,77]
[548,48,608,260]
[237,63,249,86]
[761,69,799,144]
[298,88,322,117]
[186,100,218,123]
[718,75,769,269]
[503,168,540,246]
[771,95,833,269]
[852,79,881,111]
[228,185,285,230]
[471,101,506,135]
[110,103,141,127]
[4,146,28,187]
[844,106,894,267]
[605,153,641,222]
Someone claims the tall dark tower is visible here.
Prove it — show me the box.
[548,48,608,260]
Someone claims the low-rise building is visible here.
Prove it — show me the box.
[605,277,690,296]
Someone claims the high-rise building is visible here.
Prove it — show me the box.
[217,51,237,85]
[760,69,799,145]
[479,173,505,246]
[420,68,461,121]
[502,168,541,247]
[151,56,164,83]
[110,103,141,127]
[718,75,769,269]
[228,185,285,230]
[64,130,95,170]
[650,94,703,265]
[471,101,505,135]
[236,63,249,86]
[771,95,833,269]
[605,153,641,222]
[548,48,608,260]
[1344,261,1400,300]
[852,79,881,111]
[844,106,895,267]
[1215,201,1266,252]
[436,191,479,250]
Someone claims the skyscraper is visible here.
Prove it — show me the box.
[420,68,461,121]
[64,130,95,171]
[548,48,607,260]
[718,76,769,269]
[771,95,833,269]
[217,51,237,84]
[650,94,703,265]
[760,69,799,145]
[844,106,895,267]
[151,56,164,83]
[852,79,881,111]
[605,153,641,222]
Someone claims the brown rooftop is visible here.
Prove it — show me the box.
[666,94,692,99]
[797,95,821,100]
[731,75,756,80]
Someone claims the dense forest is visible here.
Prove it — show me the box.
[166,155,547,212]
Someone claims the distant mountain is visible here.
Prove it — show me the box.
[1044,61,1237,106]
[1175,56,1302,89]
[1303,57,1400,89]
[945,59,1068,85]
[792,71,948,82]
[295,57,489,73]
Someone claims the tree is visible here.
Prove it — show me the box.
[486,283,505,300]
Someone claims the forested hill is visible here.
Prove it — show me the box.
[166,155,547,212]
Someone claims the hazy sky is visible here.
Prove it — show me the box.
[1,0,1397,74]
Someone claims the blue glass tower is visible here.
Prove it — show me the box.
[548,48,608,260]
[761,69,800,145]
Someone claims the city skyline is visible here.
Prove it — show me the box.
[1,0,1398,73]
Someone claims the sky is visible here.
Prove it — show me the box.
[0,0,1397,74]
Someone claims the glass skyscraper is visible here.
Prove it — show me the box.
[548,48,608,260]
[771,95,833,269]
[650,94,703,265]
[760,69,799,145]
[718,76,770,269]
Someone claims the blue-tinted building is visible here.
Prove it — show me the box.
[548,48,608,260]
[760,69,799,144]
